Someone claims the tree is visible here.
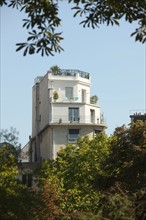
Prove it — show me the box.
[0,146,38,220]
[34,180,65,220]
[37,133,110,216]
[36,122,146,219]
[98,121,146,219]
[101,121,146,191]
[1,0,146,56]
[0,127,21,159]
[50,65,61,75]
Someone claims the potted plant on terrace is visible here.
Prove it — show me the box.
[53,91,59,101]
[50,65,60,75]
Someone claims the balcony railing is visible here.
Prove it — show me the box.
[50,69,90,79]
[51,95,98,105]
[49,115,105,125]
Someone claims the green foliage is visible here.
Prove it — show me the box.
[90,95,98,104]
[101,121,146,191]
[0,127,21,158]
[37,133,110,215]
[71,0,146,43]
[34,180,65,220]
[50,65,61,74]
[1,0,63,56]
[36,122,146,218]
[1,122,145,219]
[53,90,59,100]
[0,146,37,220]
[97,189,135,220]
[1,0,146,56]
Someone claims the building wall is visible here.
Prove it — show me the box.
[39,127,52,160]
[51,102,100,124]
[48,73,91,103]
[39,74,49,131]
[31,70,105,161]
[32,85,36,138]
[52,126,96,158]
[84,104,101,124]
[51,80,77,102]
[52,102,85,123]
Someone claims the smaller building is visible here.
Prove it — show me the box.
[20,142,30,162]
[17,162,40,188]
[130,112,146,123]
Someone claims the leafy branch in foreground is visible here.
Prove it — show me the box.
[1,0,146,56]
[71,0,146,43]
[2,0,63,56]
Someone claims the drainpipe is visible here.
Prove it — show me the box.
[35,83,40,162]
[52,127,54,159]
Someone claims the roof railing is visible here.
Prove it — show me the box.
[51,69,90,79]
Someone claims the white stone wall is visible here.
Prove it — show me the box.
[52,126,95,158]
[38,74,49,131]
[31,70,105,160]
[39,127,52,160]
[32,86,36,137]
[51,102,100,124]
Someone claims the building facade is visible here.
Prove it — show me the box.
[130,112,146,123]
[30,69,106,162]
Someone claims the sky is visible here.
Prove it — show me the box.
[0,3,145,147]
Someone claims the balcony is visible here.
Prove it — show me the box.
[51,95,99,106]
[49,115,105,126]
[48,69,91,86]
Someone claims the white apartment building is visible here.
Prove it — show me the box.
[29,68,106,162]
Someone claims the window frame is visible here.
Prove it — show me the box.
[68,129,79,142]
[68,107,79,122]
[65,87,73,100]
[22,174,33,187]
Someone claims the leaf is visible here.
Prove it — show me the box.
[131,31,137,37]
[23,46,29,56]
[27,36,35,41]
[16,43,26,52]
[114,19,119,26]
[73,10,80,17]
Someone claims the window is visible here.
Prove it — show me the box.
[65,87,73,99]
[69,108,79,122]
[22,174,33,187]
[90,109,95,123]
[82,89,86,103]
[95,130,102,135]
[68,129,79,141]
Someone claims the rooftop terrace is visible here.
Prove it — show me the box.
[34,69,90,84]
[50,69,90,79]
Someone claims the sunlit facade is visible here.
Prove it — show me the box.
[30,69,106,161]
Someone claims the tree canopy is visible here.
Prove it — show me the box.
[0,146,38,220]
[1,0,146,56]
[36,121,146,219]
[0,127,21,160]
[1,120,146,219]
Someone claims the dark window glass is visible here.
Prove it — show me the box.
[68,129,79,140]
[69,108,79,122]
[22,174,27,184]
[22,174,32,187]
[27,174,32,187]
